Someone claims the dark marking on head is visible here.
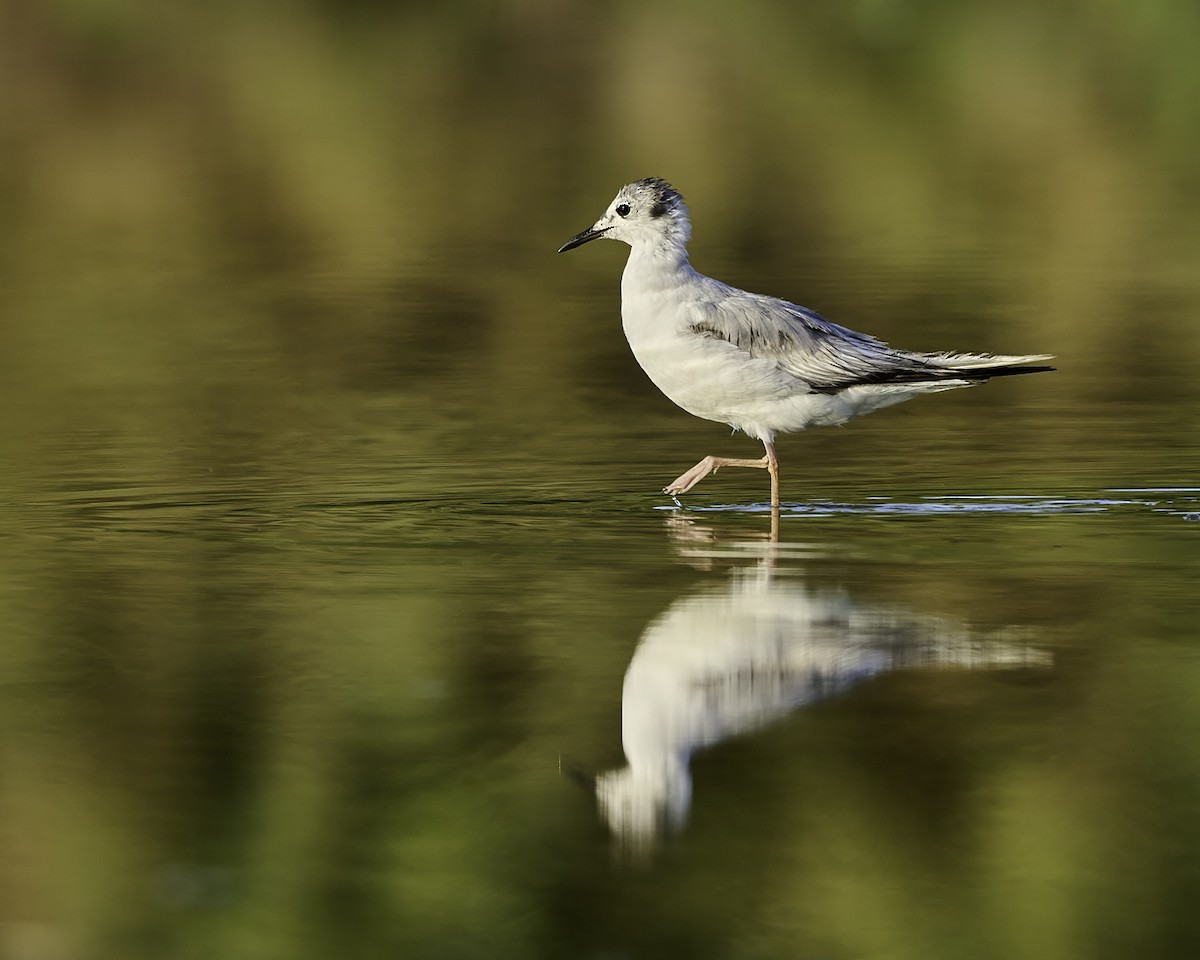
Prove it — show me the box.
[635,177,683,217]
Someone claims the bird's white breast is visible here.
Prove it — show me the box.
[619,255,843,438]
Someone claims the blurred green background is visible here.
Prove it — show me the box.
[3,0,1200,503]
[2,1,1199,958]
[4,0,1200,472]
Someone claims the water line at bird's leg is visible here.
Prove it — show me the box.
[763,441,780,510]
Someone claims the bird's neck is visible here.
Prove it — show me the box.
[622,240,695,296]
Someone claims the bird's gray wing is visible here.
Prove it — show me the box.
[689,285,1053,392]
[688,287,943,393]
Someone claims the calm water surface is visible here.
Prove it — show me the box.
[4,250,1199,959]
[4,4,1200,957]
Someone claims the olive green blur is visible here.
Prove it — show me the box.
[2,1,1199,958]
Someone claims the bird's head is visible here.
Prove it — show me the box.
[558,177,691,254]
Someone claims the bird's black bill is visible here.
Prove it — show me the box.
[557,225,609,253]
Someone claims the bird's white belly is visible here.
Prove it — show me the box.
[622,301,853,438]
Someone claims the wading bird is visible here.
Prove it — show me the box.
[559,178,1053,508]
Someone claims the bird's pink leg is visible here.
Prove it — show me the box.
[764,441,779,509]
[664,439,781,509]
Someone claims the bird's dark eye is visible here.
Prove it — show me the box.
[616,203,631,218]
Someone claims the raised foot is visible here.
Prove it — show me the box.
[663,454,770,496]
[663,456,720,496]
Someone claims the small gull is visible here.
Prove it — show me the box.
[558,178,1054,508]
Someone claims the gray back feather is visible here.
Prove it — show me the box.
[689,278,1052,393]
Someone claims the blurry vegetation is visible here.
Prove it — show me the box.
[2,0,1199,486]
[1,1,1199,958]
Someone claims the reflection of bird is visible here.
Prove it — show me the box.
[559,178,1053,508]
[592,552,1050,853]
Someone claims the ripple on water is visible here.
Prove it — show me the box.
[659,489,1200,520]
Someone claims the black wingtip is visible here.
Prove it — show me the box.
[968,364,1057,379]
[826,363,1056,392]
